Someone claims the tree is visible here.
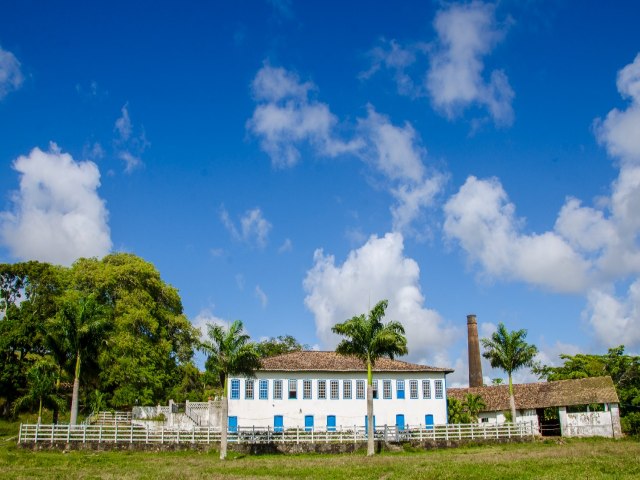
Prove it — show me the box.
[463,393,487,422]
[447,398,470,423]
[255,335,307,358]
[200,320,261,460]
[331,300,408,456]
[12,356,65,424]
[51,291,111,425]
[481,323,538,424]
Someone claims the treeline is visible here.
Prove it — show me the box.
[0,255,305,422]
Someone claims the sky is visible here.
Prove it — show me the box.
[1,0,640,386]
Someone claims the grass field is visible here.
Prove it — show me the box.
[1,420,639,479]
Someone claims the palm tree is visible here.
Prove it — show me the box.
[447,397,470,424]
[13,357,66,424]
[463,393,486,422]
[481,323,538,424]
[331,300,408,456]
[50,292,110,425]
[200,320,261,460]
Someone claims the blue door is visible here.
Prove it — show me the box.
[364,415,376,435]
[228,416,238,433]
[274,415,284,432]
[396,414,405,431]
[425,414,434,430]
[327,415,336,432]
[305,415,314,432]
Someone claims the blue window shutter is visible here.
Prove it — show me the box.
[396,414,405,430]
[304,415,314,431]
[425,414,434,430]
[228,416,238,433]
[274,415,284,432]
[327,415,336,431]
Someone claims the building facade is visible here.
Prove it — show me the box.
[227,351,453,431]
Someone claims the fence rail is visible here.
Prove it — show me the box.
[19,422,535,446]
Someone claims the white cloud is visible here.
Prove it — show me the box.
[113,103,148,173]
[192,308,231,340]
[0,45,23,100]
[255,285,268,308]
[594,53,640,164]
[426,1,514,125]
[443,175,591,293]
[0,144,112,265]
[247,64,362,168]
[584,282,640,348]
[221,206,272,248]
[278,238,293,253]
[303,232,458,363]
[357,106,446,234]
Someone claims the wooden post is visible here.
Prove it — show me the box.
[18,423,22,444]
[130,424,134,443]
[296,426,299,444]
[161,426,164,444]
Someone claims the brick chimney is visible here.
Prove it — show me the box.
[467,314,483,387]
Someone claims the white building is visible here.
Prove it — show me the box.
[448,376,622,438]
[227,351,454,432]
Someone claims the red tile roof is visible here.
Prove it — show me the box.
[447,376,619,410]
[258,351,454,373]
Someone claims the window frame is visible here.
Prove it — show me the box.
[343,380,352,399]
[434,379,444,399]
[383,379,392,400]
[409,380,418,399]
[259,379,268,400]
[288,379,297,399]
[245,379,254,400]
[372,380,379,399]
[396,380,405,399]
[303,379,312,400]
[318,380,327,400]
[422,379,431,399]
[330,380,339,400]
[356,380,365,400]
[273,380,283,400]
[230,379,240,400]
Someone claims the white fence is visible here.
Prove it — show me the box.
[19,421,535,446]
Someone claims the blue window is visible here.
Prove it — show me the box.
[396,414,405,430]
[288,379,297,399]
[259,379,268,399]
[228,416,238,433]
[230,379,240,399]
[318,380,327,399]
[327,415,336,432]
[305,415,314,432]
[273,380,283,400]
[372,380,379,399]
[397,380,405,399]
[422,380,431,399]
[330,380,339,399]
[435,380,444,399]
[274,415,284,432]
[410,380,418,399]
[425,414,434,430]
[383,380,392,399]
[303,379,312,399]
[343,380,352,399]
[356,380,365,399]
[245,380,254,399]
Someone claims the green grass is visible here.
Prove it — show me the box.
[1,419,639,479]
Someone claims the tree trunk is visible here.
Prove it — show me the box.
[220,396,228,460]
[508,374,516,424]
[366,384,374,456]
[70,351,81,426]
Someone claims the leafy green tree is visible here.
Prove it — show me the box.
[534,345,640,435]
[447,397,471,424]
[463,393,487,422]
[70,254,199,408]
[481,323,538,424]
[51,292,111,425]
[12,356,66,424]
[255,335,307,358]
[332,300,408,456]
[200,320,261,460]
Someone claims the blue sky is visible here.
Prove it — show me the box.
[1,1,640,385]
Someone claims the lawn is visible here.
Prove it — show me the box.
[1,420,639,479]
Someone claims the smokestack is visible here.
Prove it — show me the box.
[467,314,483,387]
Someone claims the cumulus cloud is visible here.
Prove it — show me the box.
[303,232,458,363]
[220,206,272,248]
[0,144,112,265]
[113,103,149,173]
[427,1,514,125]
[443,176,591,293]
[357,106,446,234]
[0,45,23,100]
[584,282,640,348]
[192,308,231,340]
[248,64,362,168]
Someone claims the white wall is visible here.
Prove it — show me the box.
[228,371,449,430]
[477,409,538,429]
